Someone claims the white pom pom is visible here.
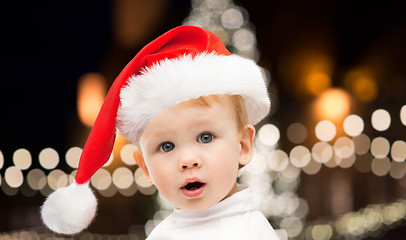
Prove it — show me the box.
[41,181,97,235]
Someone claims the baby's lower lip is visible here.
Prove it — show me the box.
[181,184,206,198]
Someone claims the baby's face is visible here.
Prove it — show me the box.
[139,99,246,211]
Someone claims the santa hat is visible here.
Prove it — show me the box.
[41,25,270,234]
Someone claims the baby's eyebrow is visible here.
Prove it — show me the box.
[185,117,215,130]
[141,129,174,146]
[148,131,174,143]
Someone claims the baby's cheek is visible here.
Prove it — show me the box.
[214,156,239,178]
[149,166,174,191]
[218,151,240,168]
[153,178,177,205]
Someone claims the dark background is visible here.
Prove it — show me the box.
[1,0,406,239]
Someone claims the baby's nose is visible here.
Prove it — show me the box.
[181,162,200,169]
[179,154,202,171]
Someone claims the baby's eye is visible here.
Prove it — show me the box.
[159,142,175,152]
[197,133,214,144]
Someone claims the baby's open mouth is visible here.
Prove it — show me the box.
[181,180,206,197]
[183,181,205,190]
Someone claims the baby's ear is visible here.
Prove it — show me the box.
[133,151,151,182]
[239,124,255,166]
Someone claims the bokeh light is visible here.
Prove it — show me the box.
[371,109,391,131]
[257,124,280,146]
[91,168,112,191]
[305,72,332,96]
[352,77,378,102]
[99,183,118,198]
[343,114,364,137]
[138,185,157,195]
[361,206,382,232]
[389,162,406,179]
[323,155,338,168]
[282,193,300,216]
[315,120,336,142]
[66,147,82,168]
[0,151,4,169]
[344,70,378,102]
[382,202,406,225]
[27,169,47,190]
[391,140,406,162]
[352,134,371,155]
[245,153,268,175]
[5,166,24,188]
[280,216,303,238]
[302,159,322,175]
[312,141,333,163]
[211,27,230,45]
[337,154,356,169]
[77,73,106,127]
[287,123,307,144]
[134,168,153,188]
[13,148,32,170]
[2,179,18,196]
[296,199,309,218]
[371,157,391,176]
[290,145,311,168]
[315,88,351,121]
[69,170,77,185]
[47,169,68,190]
[268,150,289,172]
[0,150,3,169]
[281,163,301,180]
[370,137,390,159]
[120,144,138,165]
[335,200,406,237]
[103,153,114,167]
[334,137,355,159]
[39,148,59,170]
[401,105,406,126]
[232,28,255,51]
[39,183,53,197]
[13,2,405,237]
[119,182,138,197]
[112,167,134,189]
[221,8,244,29]
[310,224,333,240]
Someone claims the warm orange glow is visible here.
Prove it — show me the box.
[344,70,377,102]
[315,88,351,122]
[278,50,334,98]
[111,134,131,168]
[113,0,166,48]
[305,72,332,95]
[352,77,377,102]
[77,73,106,127]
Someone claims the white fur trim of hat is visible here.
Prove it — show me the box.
[117,52,270,143]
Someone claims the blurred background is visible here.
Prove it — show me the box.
[1,0,406,239]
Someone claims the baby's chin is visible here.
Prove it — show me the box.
[176,203,216,212]
[174,195,228,211]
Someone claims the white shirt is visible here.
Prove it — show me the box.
[147,188,281,240]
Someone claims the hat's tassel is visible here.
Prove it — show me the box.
[41,181,97,235]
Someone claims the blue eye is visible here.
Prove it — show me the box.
[159,142,175,152]
[198,133,214,144]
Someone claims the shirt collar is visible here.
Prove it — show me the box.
[171,186,256,224]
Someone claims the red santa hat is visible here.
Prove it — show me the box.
[41,25,270,234]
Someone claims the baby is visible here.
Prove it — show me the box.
[41,25,280,239]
